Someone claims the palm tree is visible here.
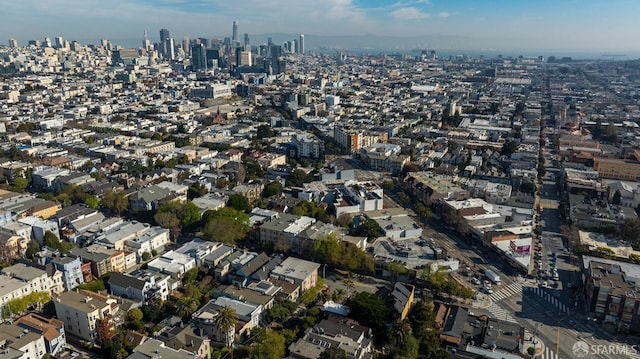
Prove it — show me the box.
[175,297,199,318]
[390,319,412,346]
[213,306,237,350]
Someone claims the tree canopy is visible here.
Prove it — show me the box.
[350,217,383,240]
[262,181,283,198]
[311,233,374,273]
[227,193,252,212]
[286,169,314,187]
[202,207,250,245]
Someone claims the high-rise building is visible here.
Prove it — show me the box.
[143,30,150,50]
[165,38,175,60]
[292,39,298,54]
[182,36,190,55]
[28,40,40,47]
[8,39,18,48]
[43,37,52,48]
[197,37,209,48]
[299,34,305,54]
[159,28,170,42]
[244,33,250,46]
[232,20,239,43]
[54,36,64,49]
[191,43,207,71]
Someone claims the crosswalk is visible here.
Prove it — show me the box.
[486,302,517,323]
[527,286,570,314]
[488,282,523,302]
[541,345,558,359]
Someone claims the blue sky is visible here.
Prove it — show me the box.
[2,0,639,51]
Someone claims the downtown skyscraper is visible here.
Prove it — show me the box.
[299,34,305,54]
[232,20,239,43]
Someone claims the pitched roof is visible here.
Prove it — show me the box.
[109,272,146,291]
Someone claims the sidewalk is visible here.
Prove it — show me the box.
[470,293,492,309]
[522,329,546,358]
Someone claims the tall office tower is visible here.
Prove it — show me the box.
[44,37,52,47]
[183,36,190,55]
[142,30,150,50]
[160,28,170,42]
[70,41,81,52]
[268,37,273,46]
[54,36,64,49]
[232,20,239,43]
[8,39,18,48]
[28,40,40,47]
[165,38,175,60]
[198,37,209,48]
[299,34,305,54]
[244,33,250,46]
[191,43,207,71]
[292,39,298,54]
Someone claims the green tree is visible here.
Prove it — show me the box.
[262,181,283,198]
[345,292,391,340]
[227,194,252,212]
[246,329,285,359]
[101,189,129,215]
[154,211,180,229]
[3,291,51,317]
[311,233,374,273]
[180,201,201,228]
[621,219,640,249]
[84,195,100,209]
[183,268,198,285]
[175,297,199,318]
[184,283,203,302]
[213,306,237,348]
[25,240,40,259]
[256,124,276,139]
[350,218,383,240]
[335,213,352,228]
[203,216,249,245]
[381,180,394,191]
[264,300,296,323]
[592,246,615,259]
[43,231,75,254]
[77,279,106,292]
[141,252,150,261]
[188,182,209,199]
[12,177,28,192]
[286,169,313,187]
[125,308,144,330]
[391,319,412,346]
[500,140,519,158]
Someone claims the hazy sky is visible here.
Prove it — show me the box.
[3,0,639,51]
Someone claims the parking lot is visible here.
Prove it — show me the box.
[371,236,436,270]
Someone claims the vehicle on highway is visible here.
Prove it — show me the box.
[541,281,548,288]
[471,278,481,285]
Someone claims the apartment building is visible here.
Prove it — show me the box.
[53,290,117,341]
[583,256,640,333]
[593,157,640,181]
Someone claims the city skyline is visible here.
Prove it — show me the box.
[2,0,640,53]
